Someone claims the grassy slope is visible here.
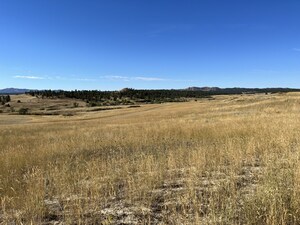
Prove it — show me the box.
[1,93,300,224]
[0,94,131,117]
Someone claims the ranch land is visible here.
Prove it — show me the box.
[1,92,300,224]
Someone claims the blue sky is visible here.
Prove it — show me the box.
[0,0,300,90]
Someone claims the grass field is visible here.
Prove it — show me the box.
[1,93,300,224]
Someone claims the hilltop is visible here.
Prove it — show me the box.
[186,86,221,91]
[0,88,32,94]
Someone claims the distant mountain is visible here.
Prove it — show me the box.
[0,88,32,94]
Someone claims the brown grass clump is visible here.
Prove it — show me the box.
[1,93,300,224]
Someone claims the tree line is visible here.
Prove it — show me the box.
[26,89,211,105]
[26,88,300,106]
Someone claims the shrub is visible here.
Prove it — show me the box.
[89,102,97,107]
[19,108,29,115]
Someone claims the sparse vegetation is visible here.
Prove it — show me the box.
[18,107,29,115]
[0,95,10,105]
[1,93,300,224]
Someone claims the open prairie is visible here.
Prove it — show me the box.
[1,93,300,224]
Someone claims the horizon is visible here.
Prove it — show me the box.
[1,86,298,93]
[1,0,300,90]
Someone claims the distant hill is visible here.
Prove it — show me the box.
[185,87,300,94]
[186,87,221,91]
[0,88,32,94]
[2,86,300,96]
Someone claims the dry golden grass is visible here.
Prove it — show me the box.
[1,92,300,224]
[0,94,124,116]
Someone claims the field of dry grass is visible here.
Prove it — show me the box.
[0,94,128,117]
[1,92,300,224]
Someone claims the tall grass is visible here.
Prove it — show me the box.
[1,93,300,224]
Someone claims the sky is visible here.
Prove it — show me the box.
[0,0,300,90]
